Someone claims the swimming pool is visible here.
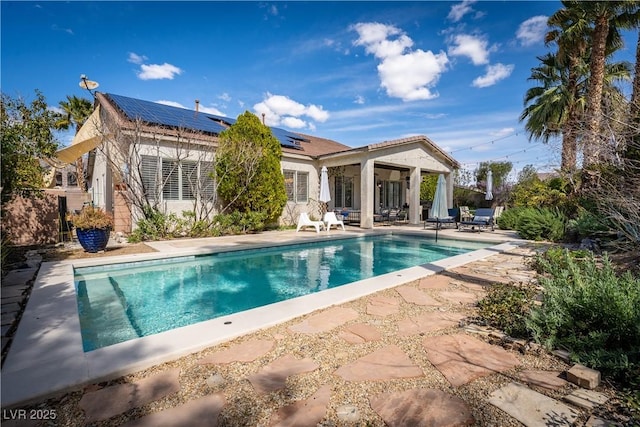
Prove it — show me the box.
[75,234,489,351]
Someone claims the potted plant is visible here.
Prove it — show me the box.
[68,206,114,253]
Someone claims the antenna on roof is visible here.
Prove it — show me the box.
[79,74,99,97]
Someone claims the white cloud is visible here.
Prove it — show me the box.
[128,52,148,64]
[218,92,231,102]
[490,127,515,137]
[517,16,548,47]
[425,113,447,119]
[472,63,514,88]
[352,22,449,102]
[281,117,307,129]
[137,63,183,80]
[155,100,224,116]
[447,34,492,65]
[354,95,365,104]
[448,0,477,22]
[253,93,329,129]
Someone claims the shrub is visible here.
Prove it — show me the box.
[566,208,611,241]
[496,206,525,230]
[529,246,591,275]
[527,249,640,385]
[477,282,537,338]
[67,206,113,230]
[516,208,567,242]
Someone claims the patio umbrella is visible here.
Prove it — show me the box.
[485,170,494,201]
[431,174,449,242]
[319,166,331,216]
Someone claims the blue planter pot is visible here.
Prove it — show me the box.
[76,228,110,253]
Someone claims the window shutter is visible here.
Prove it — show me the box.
[200,161,215,200]
[181,161,197,200]
[162,159,179,200]
[141,155,158,199]
[283,170,295,201]
[296,172,308,203]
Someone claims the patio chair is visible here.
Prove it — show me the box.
[296,212,325,233]
[323,211,345,231]
[458,208,495,232]
[424,208,458,229]
[459,206,472,222]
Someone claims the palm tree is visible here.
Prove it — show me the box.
[55,96,93,191]
[520,52,588,172]
[545,3,592,172]
[577,1,639,167]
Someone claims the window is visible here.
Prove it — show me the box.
[67,172,78,187]
[181,161,197,201]
[141,155,158,198]
[55,172,63,187]
[283,170,308,203]
[140,155,213,201]
[335,176,353,208]
[162,159,179,200]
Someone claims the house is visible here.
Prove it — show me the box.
[55,93,459,232]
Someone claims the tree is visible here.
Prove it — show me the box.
[54,95,93,191]
[1,91,60,201]
[216,111,287,223]
[579,1,639,166]
[475,161,512,193]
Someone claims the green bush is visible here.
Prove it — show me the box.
[516,208,567,242]
[527,249,640,385]
[566,208,611,240]
[529,246,591,275]
[477,283,537,338]
[496,206,525,230]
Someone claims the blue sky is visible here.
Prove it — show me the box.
[2,1,637,180]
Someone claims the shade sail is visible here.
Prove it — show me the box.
[55,106,106,163]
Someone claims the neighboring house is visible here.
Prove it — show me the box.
[55,92,459,232]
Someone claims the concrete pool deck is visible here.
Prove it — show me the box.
[1,226,524,407]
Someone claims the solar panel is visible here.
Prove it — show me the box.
[107,93,228,135]
[106,93,305,150]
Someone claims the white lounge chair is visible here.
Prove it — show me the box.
[323,211,345,231]
[296,212,324,233]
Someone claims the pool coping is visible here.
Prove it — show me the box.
[1,230,524,407]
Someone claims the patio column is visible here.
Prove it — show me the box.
[409,167,421,225]
[360,158,375,228]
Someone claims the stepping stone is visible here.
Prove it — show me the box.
[79,369,180,423]
[585,415,621,427]
[334,344,423,381]
[289,307,359,334]
[338,323,381,344]
[397,312,465,336]
[370,388,474,427]
[366,295,400,316]
[247,354,319,394]
[437,290,479,305]
[396,285,442,306]
[198,339,274,364]
[419,275,451,289]
[268,384,331,426]
[489,382,579,427]
[563,389,608,410]
[423,334,520,386]
[459,281,488,293]
[516,370,567,391]
[121,393,225,427]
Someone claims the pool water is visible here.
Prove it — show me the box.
[75,234,488,351]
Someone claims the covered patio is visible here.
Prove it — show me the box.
[319,136,460,228]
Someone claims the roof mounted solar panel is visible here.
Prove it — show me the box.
[106,93,306,150]
[106,93,228,135]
